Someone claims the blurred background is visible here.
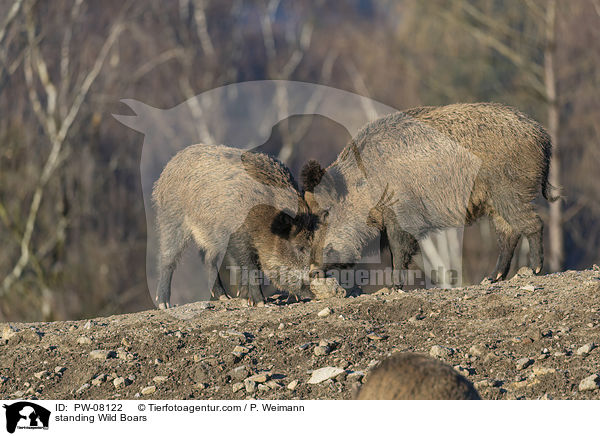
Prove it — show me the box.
[1,0,598,321]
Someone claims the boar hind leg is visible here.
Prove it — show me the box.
[488,214,520,282]
[386,228,419,288]
[508,210,544,275]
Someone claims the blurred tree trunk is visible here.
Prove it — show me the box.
[544,0,563,272]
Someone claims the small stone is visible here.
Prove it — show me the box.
[246,372,271,383]
[307,367,345,384]
[520,285,536,292]
[198,301,214,310]
[34,371,49,380]
[453,365,473,377]
[76,383,90,393]
[576,343,596,356]
[367,332,386,341]
[258,384,270,392]
[474,379,494,389]
[266,380,282,389]
[77,336,92,345]
[152,376,168,385]
[579,374,600,392]
[516,267,534,278]
[121,338,132,349]
[310,277,346,299]
[113,377,126,388]
[318,307,332,318]
[2,325,18,341]
[83,320,94,329]
[287,380,299,391]
[229,366,250,381]
[244,379,257,393]
[430,345,454,359]
[469,344,487,356]
[299,342,312,350]
[90,350,114,360]
[516,358,534,370]
[278,323,285,330]
[54,366,66,374]
[232,345,250,356]
[232,382,244,393]
[531,367,556,377]
[141,386,156,395]
[91,374,107,386]
[0,376,8,385]
[313,345,330,356]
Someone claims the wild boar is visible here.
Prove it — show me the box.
[303,103,557,285]
[355,353,481,400]
[152,144,315,308]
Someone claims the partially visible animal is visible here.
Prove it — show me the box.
[153,144,315,308]
[355,353,481,400]
[303,103,558,285]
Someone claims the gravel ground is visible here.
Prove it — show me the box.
[1,267,600,400]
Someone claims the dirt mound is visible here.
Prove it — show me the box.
[1,268,600,400]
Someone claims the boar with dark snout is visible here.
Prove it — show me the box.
[152,144,316,308]
[303,103,557,285]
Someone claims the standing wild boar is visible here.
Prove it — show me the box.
[152,144,315,308]
[355,353,480,400]
[303,103,557,284]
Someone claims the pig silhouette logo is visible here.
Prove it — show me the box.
[113,80,398,310]
[3,402,50,433]
[113,80,475,311]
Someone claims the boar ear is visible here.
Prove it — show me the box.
[270,211,295,239]
[301,160,325,192]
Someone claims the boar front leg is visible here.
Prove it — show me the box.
[381,207,418,289]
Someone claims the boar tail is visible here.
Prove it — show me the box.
[541,133,560,202]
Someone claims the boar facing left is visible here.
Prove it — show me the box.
[152,144,315,308]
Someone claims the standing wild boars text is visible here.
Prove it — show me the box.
[355,353,481,400]
[303,103,557,284]
[153,144,315,308]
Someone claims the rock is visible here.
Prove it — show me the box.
[266,380,282,389]
[307,367,345,384]
[76,383,90,393]
[198,302,215,310]
[34,371,49,379]
[232,382,244,393]
[152,376,168,385]
[77,336,92,345]
[469,344,487,356]
[317,307,332,318]
[229,366,249,381]
[347,371,364,383]
[113,377,126,388]
[246,372,271,383]
[367,332,386,341]
[310,277,346,299]
[313,345,330,356]
[0,376,8,385]
[232,345,250,357]
[579,374,600,392]
[92,374,107,386]
[576,343,596,356]
[90,350,115,359]
[515,267,534,278]
[83,320,94,329]
[54,366,66,374]
[258,384,270,392]
[474,379,499,389]
[531,367,556,377]
[453,365,473,377]
[520,285,536,292]
[278,323,285,330]
[516,358,534,370]
[2,325,18,341]
[299,342,312,350]
[287,380,299,391]
[429,345,454,359]
[141,386,156,395]
[244,379,257,393]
